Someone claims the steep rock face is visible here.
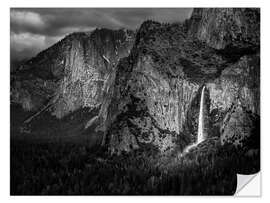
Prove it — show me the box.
[103,20,231,154]
[11,29,135,118]
[11,8,260,154]
[105,53,199,154]
[187,8,260,148]
[104,8,260,153]
[206,54,260,115]
[207,54,260,147]
[128,55,200,134]
[188,8,260,51]
[220,104,259,148]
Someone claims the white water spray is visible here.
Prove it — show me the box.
[182,86,205,154]
[197,86,205,144]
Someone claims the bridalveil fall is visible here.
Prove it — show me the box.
[197,86,205,144]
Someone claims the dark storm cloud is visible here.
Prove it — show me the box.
[10,8,193,61]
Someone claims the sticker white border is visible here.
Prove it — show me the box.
[235,172,261,196]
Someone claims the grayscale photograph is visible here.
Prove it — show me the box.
[10,8,260,195]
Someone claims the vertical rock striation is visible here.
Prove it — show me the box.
[105,52,200,154]
[11,8,260,153]
[104,8,260,153]
[11,29,135,118]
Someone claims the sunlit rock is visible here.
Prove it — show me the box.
[11,29,135,118]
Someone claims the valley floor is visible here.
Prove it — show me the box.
[10,139,260,195]
[10,105,260,195]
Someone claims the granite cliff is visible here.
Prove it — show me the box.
[11,29,135,118]
[103,8,260,154]
[11,8,260,154]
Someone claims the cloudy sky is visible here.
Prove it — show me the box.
[10,8,193,62]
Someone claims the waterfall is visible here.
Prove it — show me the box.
[182,86,206,154]
[197,86,205,144]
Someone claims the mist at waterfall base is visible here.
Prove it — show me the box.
[11,86,259,195]
[183,86,205,154]
[10,8,260,194]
